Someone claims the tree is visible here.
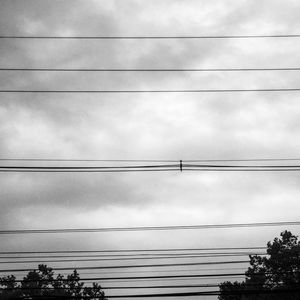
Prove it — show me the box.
[0,264,107,299]
[219,231,300,300]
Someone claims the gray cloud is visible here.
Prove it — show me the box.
[0,3,300,297]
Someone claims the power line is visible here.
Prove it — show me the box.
[0,267,248,276]
[1,289,300,300]
[73,275,246,284]
[2,271,299,282]
[185,158,300,162]
[0,159,179,162]
[0,34,300,39]
[0,162,176,172]
[0,88,299,93]
[185,164,300,168]
[186,168,300,172]
[1,158,300,163]
[0,260,249,273]
[0,285,218,291]
[104,288,300,298]
[0,168,178,173]
[0,164,177,170]
[6,288,300,299]
[1,162,300,172]
[1,168,300,172]
[1,67,300,72]
[0,284,239,291]
[0,169,182,173]
[184,164,300,172]
[0,251,264,259]
[0,246,266,254]
[2,282,298,291]
[0,272,266,282]
[0,254,262,265]
[0,221,298,234]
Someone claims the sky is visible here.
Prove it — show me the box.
[0,0,300,299]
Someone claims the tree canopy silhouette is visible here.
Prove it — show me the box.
[219,230,300,299]
[0,264,107,299]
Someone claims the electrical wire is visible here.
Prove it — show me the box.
[0,34,300,39]
[0,254,263,265]
[185,168,300,172]
[1,266,248,276]
[2,270,299,282]
[0,251,265,259]
[7,288,300,299]
[0,246,266,254]
[0,272,274,282]
[0,221,298,234]
[64,275,246,284]
[0,260,250,273]
[1,158,300,163]
[2,282,299,291]
[0,164,177,170]
[1,162,300,172]
[0,159,178,162]
[0,88,299,93]
[184,163,300,168]
[1,67,300,72]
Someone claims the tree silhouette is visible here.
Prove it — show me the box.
[219,230,300,300]
[0,264,106,299]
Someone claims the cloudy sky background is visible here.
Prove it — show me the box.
[0,0,300,298]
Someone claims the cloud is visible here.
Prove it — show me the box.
[0,4,300,293]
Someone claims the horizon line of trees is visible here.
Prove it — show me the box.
[0,230,299,299]
[0,264,106,300]
[218,230,300,299]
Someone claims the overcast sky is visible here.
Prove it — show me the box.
[0,0,300,299]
